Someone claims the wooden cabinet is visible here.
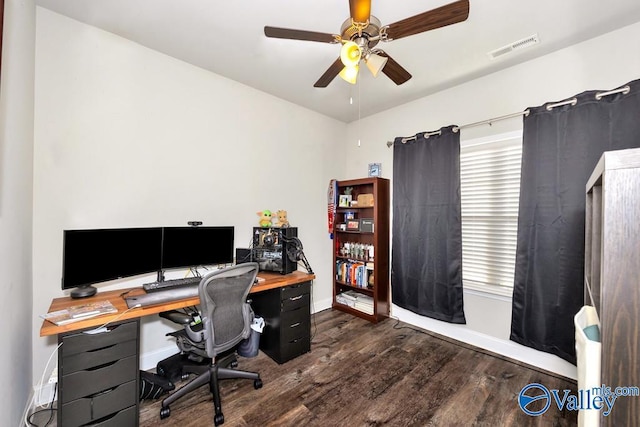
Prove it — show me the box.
[332,177,389,323]
[584,148,640,426]
[250,281,311,364]
[58,319,140,427]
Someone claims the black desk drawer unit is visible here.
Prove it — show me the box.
[58,319,140,427]
[251,281,311,364]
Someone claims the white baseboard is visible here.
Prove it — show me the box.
[392,305,577,380]
[312,296,332,314]
[140,345,181,371]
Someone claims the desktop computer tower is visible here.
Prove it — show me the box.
[252,227,298,274]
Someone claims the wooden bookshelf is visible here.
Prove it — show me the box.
[332,177,389,323]
[584,148,640,426]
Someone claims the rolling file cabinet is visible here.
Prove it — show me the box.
[250,281,311,364]
[58,319,140,427]
[40,272,315,423]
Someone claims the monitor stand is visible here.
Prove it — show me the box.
[71,285,97,299]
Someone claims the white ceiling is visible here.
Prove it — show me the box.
[34,0,640,123]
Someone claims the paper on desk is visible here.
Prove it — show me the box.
[41,300,117,326]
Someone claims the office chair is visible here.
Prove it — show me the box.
[158,263,263,425]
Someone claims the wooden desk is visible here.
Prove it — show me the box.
[41,271,314,336]
[41,271,314,427]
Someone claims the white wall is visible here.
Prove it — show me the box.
[30,6,640,402]
[32,8,345,383]
[0,0,35,425]
[343,21,640,379]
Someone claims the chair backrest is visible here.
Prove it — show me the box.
[197,263,259,358]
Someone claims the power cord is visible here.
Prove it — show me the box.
[26,384,57,427]
[24,342,62,426]
[82,304,142,334]
[309,281,318,341]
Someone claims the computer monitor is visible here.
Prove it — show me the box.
[161,226,234,271]
[62,227,163,298]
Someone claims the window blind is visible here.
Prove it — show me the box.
[460,135,522,295]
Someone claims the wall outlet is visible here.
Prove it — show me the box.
[34,383,58,407]
[48,368,58,384]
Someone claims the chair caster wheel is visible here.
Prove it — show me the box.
[214,412,224,425]
[160,406,171,419]
[254,378,263,389]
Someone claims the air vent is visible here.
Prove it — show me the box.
[488,34,540,59]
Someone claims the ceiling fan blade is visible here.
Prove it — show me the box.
[314,58,344,88]
[377,51,412,85]
[349,0,371,24]
[385,0,469,41]
[264,26,338,44]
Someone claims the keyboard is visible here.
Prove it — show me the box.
[143,276,201,293]
[126,285,199,308]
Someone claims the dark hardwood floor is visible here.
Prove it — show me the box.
[138,309,577,426]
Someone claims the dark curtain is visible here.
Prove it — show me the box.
[391,126,466,324]
[511,79,640,364]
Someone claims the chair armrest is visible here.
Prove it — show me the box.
[160,310,194,325]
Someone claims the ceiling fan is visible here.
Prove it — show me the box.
[264,0,470,87]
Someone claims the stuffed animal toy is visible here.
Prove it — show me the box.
[257,210,273,227]
[274,210,289,228]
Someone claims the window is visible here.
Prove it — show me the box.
[460,131,522,297]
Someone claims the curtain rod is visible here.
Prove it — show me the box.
[386,85,631,147]
[386,110,529,146]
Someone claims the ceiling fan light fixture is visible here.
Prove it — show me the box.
[339,64,359,84]
[365,52,388,77]
[265,0,470,88]
[350,0,371,24]
[340,41,362,67]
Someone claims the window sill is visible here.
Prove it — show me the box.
[463,280,513,301]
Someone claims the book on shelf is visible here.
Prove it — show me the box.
[41,300,118,326]
[336,294,355,308]
[335,260,373,288]
[335,290,374,315]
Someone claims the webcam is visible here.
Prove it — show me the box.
[188,221,203,227]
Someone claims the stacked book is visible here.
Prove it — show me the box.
[335,290,374,315]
